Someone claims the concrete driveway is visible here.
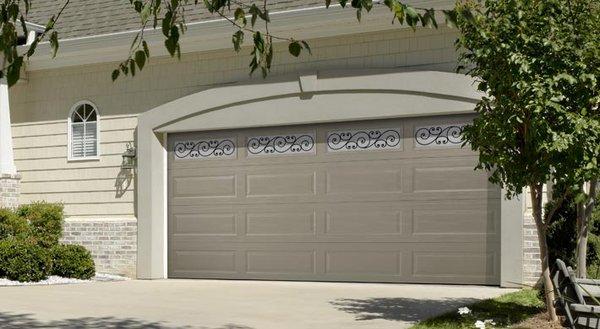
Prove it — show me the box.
[0,279,513,329]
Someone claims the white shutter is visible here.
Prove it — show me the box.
[83,121,97,157]
[71,123,85,158]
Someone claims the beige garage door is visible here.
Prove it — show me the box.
[168,115,501,285]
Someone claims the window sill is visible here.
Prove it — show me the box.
[67,156,101,163]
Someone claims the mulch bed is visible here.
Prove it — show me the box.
[512,312,566,328]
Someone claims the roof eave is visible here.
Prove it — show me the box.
[23,5,413,71]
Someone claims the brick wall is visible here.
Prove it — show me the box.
[61,218,137,277]
[523,213,542,285]
[0,174,20,209]
[522,187,544,286]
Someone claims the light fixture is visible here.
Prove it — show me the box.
[121,143,137,169]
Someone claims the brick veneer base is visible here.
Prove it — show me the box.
[0,173,20,209]
[523,212,542,285]
[61,218,137,278]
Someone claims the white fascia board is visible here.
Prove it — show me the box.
[25,21,46,33]
[24,5,413,71]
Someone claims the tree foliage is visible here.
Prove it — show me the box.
[458,0,600,198]
[0,0,68,86]
[0,0,462,86]
[115,0,461,80]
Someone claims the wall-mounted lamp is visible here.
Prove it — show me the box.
[121,143,137,169]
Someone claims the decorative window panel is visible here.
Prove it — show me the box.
[414,123,466,148]
[246,133,315,157]
[327,128,402,153]
[173,138,236,160]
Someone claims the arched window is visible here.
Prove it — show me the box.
[68,101,99,160]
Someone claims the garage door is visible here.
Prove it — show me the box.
[167,115,500,284]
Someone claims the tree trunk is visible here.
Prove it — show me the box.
[530,184,558,322]
[576,179,598,279]
[576,194,588,278]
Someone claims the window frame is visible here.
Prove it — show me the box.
[67,100,101,162]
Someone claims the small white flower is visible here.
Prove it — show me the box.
[458,307,472,315]
[474,319,496,329]
[485,319,496,326]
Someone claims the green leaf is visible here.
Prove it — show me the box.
[111,69,120,81]
[141,2,152,23]
[301,41,312,55]
[142,40,150,57]
[249,4,260,27]
[49,31,59,58]
[6,57,23,87]
[129,58,136,76]
[234,8,247,26]
[405,6,418,28]
[165,38,178,56]
[162,12,172,37]
[443,9,457,28]
[232,30,244,52]
[135,50,146,70]
[289,41,302,57]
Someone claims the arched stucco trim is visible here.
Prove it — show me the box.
[143,70,482,133]
[135,69,485,279]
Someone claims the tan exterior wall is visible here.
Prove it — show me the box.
[9,26,458,219]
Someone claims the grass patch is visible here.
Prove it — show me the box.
[410,289,545,329]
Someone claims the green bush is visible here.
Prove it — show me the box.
[0,239,51,282]
[51,244,95,280]
[0,208,28,240]
[16,202,63,247]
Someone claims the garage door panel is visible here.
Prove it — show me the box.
[172,250,237,273]
[168,116,501,284]
[168,192,497,206]
[171,213,238,236]
[246,211,317,236]
[169,199,500,243]
[246,172,317,197]
[324,209,403,235]
[325,168,403,195]
[412,167,492,193]
[325,251,402,275]
[413,250,498,281]
[246,251,316,274]
[168,242,498,284]
[171,175,237,198]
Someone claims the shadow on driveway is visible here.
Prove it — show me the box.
[0,312,254,329]
[330,297,479,322]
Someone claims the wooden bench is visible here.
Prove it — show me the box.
[553,259,600,328]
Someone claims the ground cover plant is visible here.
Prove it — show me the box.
[410,289,548,329]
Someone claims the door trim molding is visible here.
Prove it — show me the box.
[136,69,519,281]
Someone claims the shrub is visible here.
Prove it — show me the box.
[0,239,51,282]
[16,202,64,247]
[0,208,28,240]
[51,244,95,280]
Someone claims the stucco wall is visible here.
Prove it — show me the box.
[9,26,459,219]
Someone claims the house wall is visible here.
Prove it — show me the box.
[8,26,465,276]
[11,26,458,216]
